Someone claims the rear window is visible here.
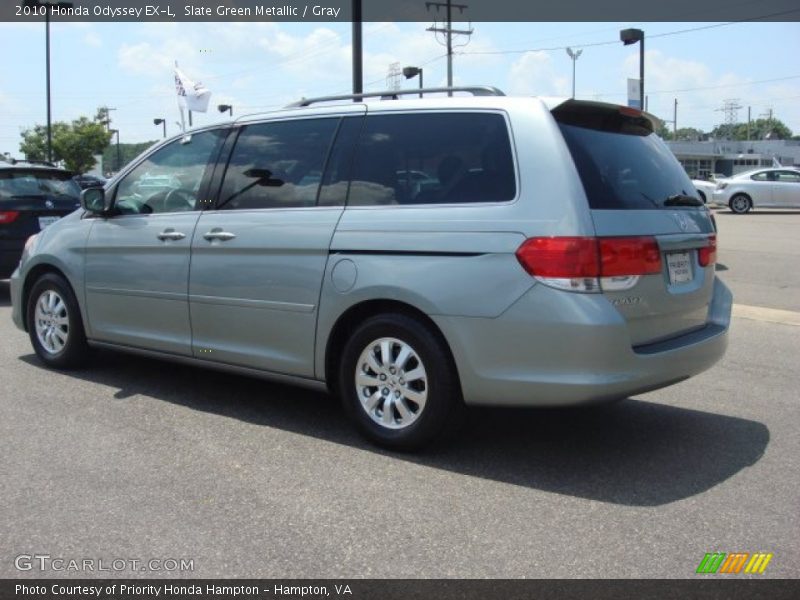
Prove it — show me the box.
[557,118,697,210]
[0,170,81,200]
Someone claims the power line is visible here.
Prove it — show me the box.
[457,9,800,57]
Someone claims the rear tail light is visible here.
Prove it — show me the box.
[0,210,20,224]
[515,236,662,292]
[698,234,717,267]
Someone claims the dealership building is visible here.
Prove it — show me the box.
[667,139,800,179]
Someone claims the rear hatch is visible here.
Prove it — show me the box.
[0,168,81,240]
[553,101,716,347]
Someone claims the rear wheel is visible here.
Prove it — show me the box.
[729,194,751,214]
[26,273,89,369]
[338,313,462,450]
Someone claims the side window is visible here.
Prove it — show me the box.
[115,129,225,215]
[776,171,800,183]
[218,118,339,210]
[348,112,516,206]
[318,117,363,207]
[751,172,770,182]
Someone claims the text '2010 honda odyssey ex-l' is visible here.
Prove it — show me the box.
[10,87,732,449]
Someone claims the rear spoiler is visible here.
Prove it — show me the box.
[543,97,659,134]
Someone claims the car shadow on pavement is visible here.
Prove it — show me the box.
[0,280,10,307]
[19,350,769,508]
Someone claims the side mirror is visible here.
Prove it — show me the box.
[80,187,112,214]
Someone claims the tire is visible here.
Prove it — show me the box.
[26,273,89,369]
[338,313,462,450]
[729,194,752,214]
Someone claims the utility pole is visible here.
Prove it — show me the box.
[673,98,678,139]
[747,106,751,141]
[426,1,473,96]
[99,106,116,131]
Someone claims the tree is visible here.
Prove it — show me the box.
[20,112,113,173]
[101,141,158,175]
[710,118,793,141]
[655,121,672,140]
[673,127,705,142]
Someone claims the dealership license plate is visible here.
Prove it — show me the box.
[667,251,693,284]
[38,216,60,230]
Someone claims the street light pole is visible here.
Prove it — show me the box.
[402,67,424,98]
[45,7,51,162]
[565,47,583,99]
[153,118,166,138]
[26,0,74,163]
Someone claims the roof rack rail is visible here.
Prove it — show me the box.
[285,86,505,108]
[7,158,58,167]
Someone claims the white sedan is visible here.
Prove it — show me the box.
[712,168,800,214]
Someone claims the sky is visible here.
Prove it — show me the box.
[1,19,799,155]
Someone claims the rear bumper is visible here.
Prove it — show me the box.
[433,277,732,406]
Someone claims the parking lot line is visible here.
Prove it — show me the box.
[732,304,800,327]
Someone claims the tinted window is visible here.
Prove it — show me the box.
[751,172,771,181]
[348,112,515,206]
[0,170,80,200]
[558,121,697,210]
[218,118,339,210]
[115,130,225,214]
[318,117,363,207]
[775,171,800,182]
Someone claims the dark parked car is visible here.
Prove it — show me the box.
[73,173,107,189]
[0,162,81,278]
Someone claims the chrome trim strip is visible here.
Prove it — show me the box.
[86,286,186,301]
[188,294,315,312]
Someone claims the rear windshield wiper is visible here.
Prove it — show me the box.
[664,194,703,207]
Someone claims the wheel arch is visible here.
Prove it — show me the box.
[324,299,461,396]
[21,264,74,333]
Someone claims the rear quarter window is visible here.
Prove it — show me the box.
[348,112,516,206]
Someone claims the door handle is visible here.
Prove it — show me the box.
[157,229,186,241]
[203,228,237,242]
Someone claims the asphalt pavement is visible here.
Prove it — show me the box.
[0,210,798,579]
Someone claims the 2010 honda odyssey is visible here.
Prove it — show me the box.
[10,87,732,449]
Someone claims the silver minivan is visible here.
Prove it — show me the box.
[10,87,732,449]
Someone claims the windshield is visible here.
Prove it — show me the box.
[0,170,81,199]
[558,123,698,210]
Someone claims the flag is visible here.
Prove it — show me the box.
[174,67,211,113]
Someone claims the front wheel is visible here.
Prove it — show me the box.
[729,194,751,214]
[26,273,89,369]
[338,313,462,450]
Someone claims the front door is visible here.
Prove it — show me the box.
[84,129,226,354]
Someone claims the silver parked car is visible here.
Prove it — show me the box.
[712,167,800,213]
[10,88,731,449]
